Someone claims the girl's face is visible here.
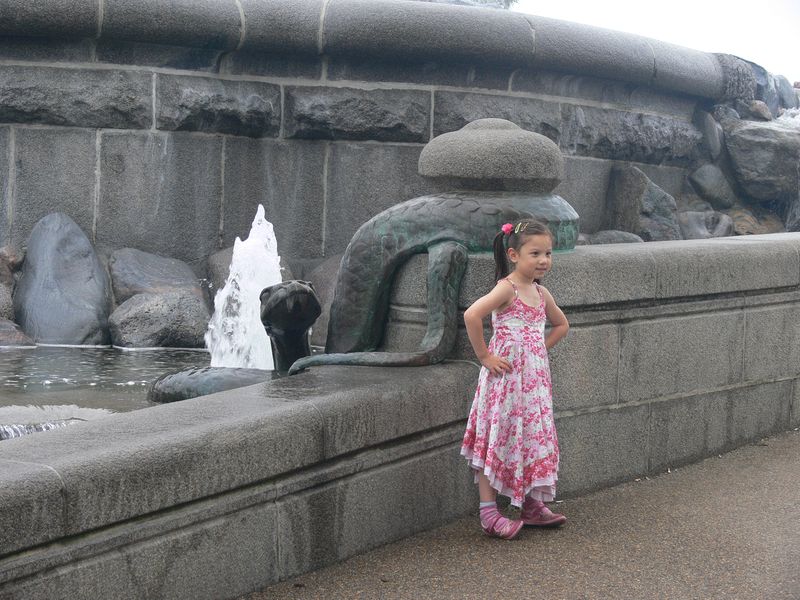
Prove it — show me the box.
[508,234,553,280]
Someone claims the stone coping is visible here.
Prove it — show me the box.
[0,0,732,99]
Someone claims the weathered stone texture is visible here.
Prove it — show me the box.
[0,66,152,129]
[222,138,326,259]
[285,87,431,143]
[109,248,206,306]
[0,37,94,63]
[96,132,222,272]
[13,213,111,345]
[744,305,800,381]
[328,57,509,89]
[222,52,322,79]
[0,127,8,244]
[434,91,561,141]
[102,0,241,50]
[0,0,98,38]
[729,381,793,446]
[10,128,96,250]
[109,292,209,348]
[238,0,323,54]
[605,166,682,241]
[0,285,13,321]
[324,143,434,254]
[677,210,734,239]
[156,75,281,137]
[96,41,222,72]
[0,318,34,345]
[688,164,736,209]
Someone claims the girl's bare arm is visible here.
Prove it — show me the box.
[463,282,514,374]
[541,286,569,350]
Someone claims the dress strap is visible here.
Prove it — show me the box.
[502,277,518,297]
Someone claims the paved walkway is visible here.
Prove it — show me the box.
[246,429,800,600]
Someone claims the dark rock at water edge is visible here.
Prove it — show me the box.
[605,166,682,241]
[148,366,275,403]
[109,248,207,306]
[109,292,210,348]
[678,211,734,239]
[688,164,736,210]
[0,319,34,346]
[13,213,111,344]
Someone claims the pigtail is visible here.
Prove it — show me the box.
[493,231,509,283]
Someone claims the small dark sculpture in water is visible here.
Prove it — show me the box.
[260,280,321,372]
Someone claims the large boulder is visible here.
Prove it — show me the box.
[688,164,737,209]
[109,248,206,306]
[108,292,209,348]
[678,211,734,239]
[723,118,800,203]
[13,213,111,344]
[605,166,682,241]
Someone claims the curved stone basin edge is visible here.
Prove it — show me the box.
[1,0,744,99]
[2,235,800,599]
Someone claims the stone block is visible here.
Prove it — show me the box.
[433,91,562,142]
[222,138,326,260]
[648,39,725,99]
[652,237,800,299]
[101,0,241,50]
[649,391,729,472]
[0,37,93,63]
[0,0,97,38]
[285,86,431,143]
[96,41,222,72]
[238,0,323,54]
[0,390,324,535]
[549,324,619,412]
[96,132,222,272]
[511,69,697,118]
[555,404,650,496]
[744,304,800,381]
[793,381,800,428]
[728,381,792,446]
[10,128,96,250]
[323,0,535,66]
[560,104,702,166]
[0,66,152,129]
[222,51,322,79]
[276,442,475,579]
[307,363,476,458]
[618,312,744,403]
[635,164,687,200]
[553,156,611,233]
[526,15,654,84]
[156,75,281,137]
[328,57,509,89]
[0,459,66,556]
[324,143,435,254]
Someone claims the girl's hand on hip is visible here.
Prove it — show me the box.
[481,354,512,376]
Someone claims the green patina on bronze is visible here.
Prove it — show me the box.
[289,191,578,373]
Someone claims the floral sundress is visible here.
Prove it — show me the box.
[461,279,559,507]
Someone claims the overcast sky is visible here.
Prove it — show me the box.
[511,0,799,84]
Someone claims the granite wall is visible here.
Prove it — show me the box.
[0,0,746,272]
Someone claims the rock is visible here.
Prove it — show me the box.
[688,164,737,209]
[735,99,773,121]
[0,246,22,287]
[775,75,799,109]
[715,54,755,103]
[749,62,780,117]
[0,283,12,321]
[694,110,723,160]
[109,248,206,306]
[0,319,34,346]
[605,166,682,241]
[148,366,275,403]
[13,213,111,345]
[723,118,800,202]
[712,104,740,124]
[306,254,343,348]
[724,207,785,235]
[678,211,734,239]
[108,292,210,348]
[587,230,644,244]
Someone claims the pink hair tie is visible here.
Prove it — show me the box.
[501,223,513,235]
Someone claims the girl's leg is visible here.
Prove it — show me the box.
[477,472,497,503]
[476,472,522,539]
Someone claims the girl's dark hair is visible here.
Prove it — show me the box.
[492,219,552,282]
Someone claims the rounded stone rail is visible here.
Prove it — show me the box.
[0,0,742,100]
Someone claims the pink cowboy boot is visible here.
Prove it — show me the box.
[480,506,524,539]
[521,498,567,527]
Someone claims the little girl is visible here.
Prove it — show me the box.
[461,219,569,539]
